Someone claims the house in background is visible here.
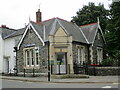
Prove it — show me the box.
[0,25,25,73]
[15,9,106,75]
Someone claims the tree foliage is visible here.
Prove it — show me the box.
[105,2,120,61]
[71,2,109,32]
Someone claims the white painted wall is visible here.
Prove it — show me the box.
[3,35,21,73]
[0,29,3,73]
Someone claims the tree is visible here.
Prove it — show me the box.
[105,2,120,65]
[71,2,109,33]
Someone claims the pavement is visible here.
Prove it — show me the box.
[0,74,119,84]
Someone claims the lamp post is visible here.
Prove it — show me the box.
[47,41,50,81]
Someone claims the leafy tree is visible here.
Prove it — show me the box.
[105,2,120,64]
[71,2,109,33]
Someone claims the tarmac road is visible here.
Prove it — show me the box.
[1,79,119,88]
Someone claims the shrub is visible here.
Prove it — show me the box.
[102,58,114,66]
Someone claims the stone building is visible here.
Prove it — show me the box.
[15,9,106,75]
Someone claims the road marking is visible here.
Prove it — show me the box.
[101,86,112,88]
[113,83,120,84]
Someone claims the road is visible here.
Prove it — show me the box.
[1,79,119,88]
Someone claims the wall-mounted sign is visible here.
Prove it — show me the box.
[24,43,35,47]
[50,60,54,65]
[35,47,39,53]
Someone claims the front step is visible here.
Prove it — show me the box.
[51,74,89,79]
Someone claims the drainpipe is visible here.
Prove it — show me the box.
[14,47,18,76]
[47,41,50,81]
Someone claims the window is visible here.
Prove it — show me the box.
[25,50,30,66]
[97,33,100,40]
[97,47,103,64]
[77,47,84,65]
[30,49,34,66]
[35,47,39,66]
[24,47,39,67]
[35,52,39,66]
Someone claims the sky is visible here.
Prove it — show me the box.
[0,0,112,29]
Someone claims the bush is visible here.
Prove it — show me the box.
[102,58,114,66]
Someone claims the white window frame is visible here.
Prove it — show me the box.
[77,46,85,65]
[30,49,34,67]
[97,47,103,64]
[24,47,40,67]
[25,50,30,67]
[35,47,39,66]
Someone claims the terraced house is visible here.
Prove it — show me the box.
[14,9,106,75]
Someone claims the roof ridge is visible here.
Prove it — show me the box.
[42,17,56,23]
[30,21,43,26]
[56,17,74,25]
[80,22,97,27]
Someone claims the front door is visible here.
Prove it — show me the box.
[55,53,67,74]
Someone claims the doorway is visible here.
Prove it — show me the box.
[55,52,67,74]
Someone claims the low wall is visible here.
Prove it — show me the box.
[88,67,119,76]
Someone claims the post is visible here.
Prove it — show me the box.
[24,69,25,77]
[69,64,70,74]
[58,64,61,75]
[51,65,53,74]
[93,66,96,76]
[33,68,35,77]
[10,69,11,76]
[48,41,50,81]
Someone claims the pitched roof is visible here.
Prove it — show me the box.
[3,28,26,39]
[0,27,16,39]
[42,18,89,43]
[28,18,89,44]
[80,23,98,44]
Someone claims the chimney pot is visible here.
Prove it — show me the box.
[1,25,9,29]
[36,9,42,23]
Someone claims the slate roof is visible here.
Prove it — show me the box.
[0,27,16,39]
[1,17,103,45]
[31,18,89,44]
[80,23,98,44]
[4,28,26,39]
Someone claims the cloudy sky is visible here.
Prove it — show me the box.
[0,0,112,29]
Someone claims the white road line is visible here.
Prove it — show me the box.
[101,86,112,88]
[113,83,119,84]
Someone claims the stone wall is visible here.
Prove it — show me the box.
[17,28,48,74]
[88,67,119,76]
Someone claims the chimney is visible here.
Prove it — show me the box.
[36,9,42,23]
[1,25,9,29]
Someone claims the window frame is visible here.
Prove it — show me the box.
[77,46,85,65]
[23,47,40,67]
[97,47,103,64]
